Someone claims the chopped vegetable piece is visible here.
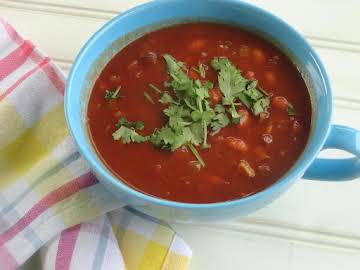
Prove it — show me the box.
[104,86,122,100]
[149,83,162,94]
[159,92,177,104]
[225,137,248,152]
[144,92,155,104]
[272,96,288,110]
[211,57,270,117]
[149,54,217,154]
[211,104,230,130]
[287,103,296,116]
[192,63,206,78]
[187,144,205,167]
[238,160,255,177]
[115,117,144,130]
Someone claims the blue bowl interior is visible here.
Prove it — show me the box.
[65,0,332,209]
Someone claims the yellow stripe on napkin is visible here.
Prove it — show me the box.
[0,103,68,188]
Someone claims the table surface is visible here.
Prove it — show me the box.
[3,0,360,269]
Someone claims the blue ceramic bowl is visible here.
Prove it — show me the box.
[65,0,360,222]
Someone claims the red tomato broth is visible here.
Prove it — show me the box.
[87,22,311,203]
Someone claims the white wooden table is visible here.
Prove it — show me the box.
[3,0,360,269]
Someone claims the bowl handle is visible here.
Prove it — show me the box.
[303,125,360,180]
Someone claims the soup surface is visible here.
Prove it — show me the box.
[88,23,311,203]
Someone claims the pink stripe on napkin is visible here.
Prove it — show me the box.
[0,41,35,81]
[0,246,18,270]
[0,173,97,246]
[0,57,50,102]
[55,224,81,270]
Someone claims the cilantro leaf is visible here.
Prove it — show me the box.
[113,117,147,144]
[112,126,148,143]
[163,54,194,99]
[115,117,144,130]
[159,92,177,105]
[211,105,230,130]
[253,97,270,116]
[104,86,122,100]
[211,57,270,116]
[110,55,273,169]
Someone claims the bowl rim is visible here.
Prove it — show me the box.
[65,0,332,210]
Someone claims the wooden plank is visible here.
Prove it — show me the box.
[1,0,360,46]
[2,7,360,112]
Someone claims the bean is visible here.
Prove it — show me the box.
[225,137,248,152]
[236,109,250,128]
[272,96,289,111]
[253,48,266,64]
[189,38,207,51]
[244,70,255,80]
[262,133,273,144]
[139,51,157,65]
[238,160,255,178]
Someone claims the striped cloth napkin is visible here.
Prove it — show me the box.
[0,18,191,270]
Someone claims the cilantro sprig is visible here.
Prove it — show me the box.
[111,55,273,168]
[149,54,221,164]
[192,63,206,78]
[112,117,148,143]
[104,86,122,100]
[211,57,270,118]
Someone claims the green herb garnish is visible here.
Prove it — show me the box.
[112,117,148,143]
[110,55,273,168]
[211,57,270,117]
[104,86,122,100]
[149,54,217,153]
[192,63,206,78]
[159,92,178,105]
[187,144,205,168]
[115,117,144,130]
[287,103,296,116]
[144,92,155,104]
[149,84,162,94]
